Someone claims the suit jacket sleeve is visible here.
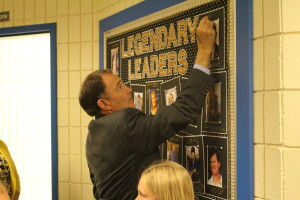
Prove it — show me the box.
[123,69,214,153]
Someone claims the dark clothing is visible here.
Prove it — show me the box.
[189,158,200,182]
[86,69,213,200]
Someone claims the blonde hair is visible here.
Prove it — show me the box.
[141,161,194,200]
[0,140,20,200]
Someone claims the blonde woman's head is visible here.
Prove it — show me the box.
[135,161,194,200]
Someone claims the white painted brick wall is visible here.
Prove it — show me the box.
[265,145,283,200]
[264,92,282,144]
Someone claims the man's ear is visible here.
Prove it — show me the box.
[97,99,110,111]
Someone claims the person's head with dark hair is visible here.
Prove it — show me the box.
[79,69,134,117]
[209,148,222,177]
[79,70,112,117]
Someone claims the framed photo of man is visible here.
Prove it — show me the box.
[202,71,227,133]
[131,84,146,113]
[160,77,181,107]
[162,135,183,165]
[145,81,162,115]
[199,8,225,71]
[106,40,121,76]
[183,136,204,194]
[203,136,227,199]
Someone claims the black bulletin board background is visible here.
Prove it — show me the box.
[106,1,229,199]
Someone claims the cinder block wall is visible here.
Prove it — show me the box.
[253,0,300,199]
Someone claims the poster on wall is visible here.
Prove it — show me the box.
[203,136,228,199]
[160,77,181,107]
[131,84,146,112]
[162,135,183,165]
[145,80,162,115]
[201,7,225,70]
[107,40,121,76]
[183,136,205,195]
[106,7,227,84]
[202,71,227,134]
[105,0,230,199]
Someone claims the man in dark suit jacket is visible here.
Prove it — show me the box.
[79,16,216,200]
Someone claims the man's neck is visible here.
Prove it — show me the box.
[213,174,221,183]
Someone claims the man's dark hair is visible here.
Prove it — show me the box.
[210,148,221,162]
[79,70,112,117]
[209,147,222,174]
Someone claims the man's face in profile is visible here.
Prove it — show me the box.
[210,153,221,176]
[101,73,135,111]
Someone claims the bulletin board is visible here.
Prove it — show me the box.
[101,0,253,199]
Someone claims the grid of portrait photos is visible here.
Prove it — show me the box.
[130,70,228,200]
[106,0,229,199]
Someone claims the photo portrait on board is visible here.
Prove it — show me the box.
[186,145,200,183]
[199,7,225,70]
[149,89,160,115]
[210,18,220,61]
[110,47,119,75]
[131,84,146,113]
[202,71,227,134]
[134,92,143,111]
[165,87,177,106]
[207,147,223,188]
[206,82,221,123]
[204,136,227,198]
[167,141,179,163]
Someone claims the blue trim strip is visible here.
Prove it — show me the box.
[49,23,58,200]
[0,23,55,36]
[0,23,58,200]
[236,0,253,199]
[99,0,186,69]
